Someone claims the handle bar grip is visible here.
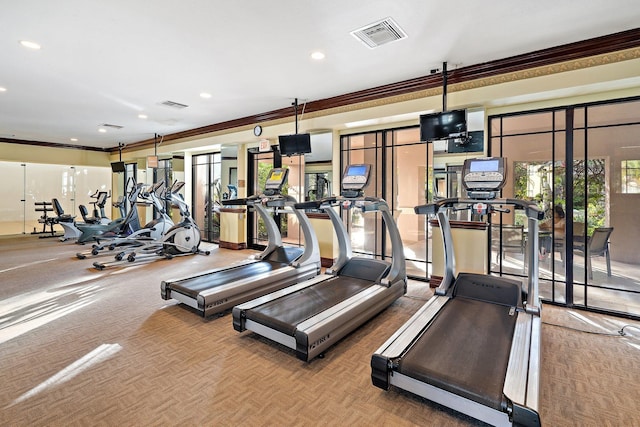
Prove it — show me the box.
[294,196,337,210]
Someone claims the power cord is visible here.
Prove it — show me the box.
[543,321,640,339]
[619,324,640,337]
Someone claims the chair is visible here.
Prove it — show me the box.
[491,224,526,272]
[552,222,585,267]
[573,222,586,248]
[574,227,614,279]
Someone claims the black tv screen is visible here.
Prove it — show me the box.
[111,161,125,173]
[420,109,467,141]
[278,133,312,156]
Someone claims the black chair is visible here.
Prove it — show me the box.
[491,224,526,273]
[552,222,585,267]
[574,227,614,279]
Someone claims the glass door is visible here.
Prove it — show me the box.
[0,162,27,235]
[247,149,280,249]
[490,97,640,319]
[192,153,221,243]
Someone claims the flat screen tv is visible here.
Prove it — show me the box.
[111,161,126,173]
[278,133,312,156]
[420,109,467,141]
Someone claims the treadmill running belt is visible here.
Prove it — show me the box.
[397,297,517,411]
[245,276,373,336]
[169,260,287,298]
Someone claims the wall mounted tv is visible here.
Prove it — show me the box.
[420,109,467,141]
[111,161,126,173]
[278,133,312,156]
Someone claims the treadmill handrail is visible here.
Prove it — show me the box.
[415,197,542,312]
[294,196,337,210]
[319,195,406,286]
[220,194,261,206]
[415,197,543,221]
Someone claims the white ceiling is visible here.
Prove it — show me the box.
[2,0,639,150]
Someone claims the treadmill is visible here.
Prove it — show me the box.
[232,164,407,361]
[371,157,543,427]
[161,168,321,317]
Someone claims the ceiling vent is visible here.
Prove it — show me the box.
[160,100,189,109]
[350,17,407,49]
[100,123,123,129]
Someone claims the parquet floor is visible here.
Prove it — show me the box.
[1,235,640,426]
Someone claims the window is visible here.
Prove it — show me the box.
[621,160,640,193]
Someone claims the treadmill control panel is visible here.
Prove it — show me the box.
[342,164,371,191]
[264,168,289,196]
[462,157,506,198]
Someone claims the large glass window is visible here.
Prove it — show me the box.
[341,131,383,259]
[0,162,110,236]
[385,128,428,278]
[621,160,640,193]
[341,127,429,280]
[490,97,640,319]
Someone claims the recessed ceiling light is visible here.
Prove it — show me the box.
[200,92,212,99]
[98,128,107,133]
[70,138,78,142]
[0,87,6,92]
[20,40,41,50]
[311,51,325,60]
[138,114,148,119]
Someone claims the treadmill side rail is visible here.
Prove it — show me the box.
[511,316,542,427]
[503,313,541,427]
[232,274,333,331]
[390,372,512,427]
[161,258,258,300]
[526,316,542,413]
[199,264,318,317]
[373,295,449,359]
[503,314,532,404]
[297,281,405,361]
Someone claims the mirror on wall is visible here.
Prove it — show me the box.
[303,132,333,201]
[221,145,238,200]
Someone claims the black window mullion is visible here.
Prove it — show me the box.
[565,108,575,306]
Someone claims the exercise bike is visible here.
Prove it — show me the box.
[75,180,143,245]
[78,190,111,225]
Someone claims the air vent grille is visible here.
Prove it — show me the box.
[100,123,123,129]
[351,17,407,49]
[160,100,189,109]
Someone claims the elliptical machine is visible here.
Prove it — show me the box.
[75,181,169,257]
[92,181,208,269]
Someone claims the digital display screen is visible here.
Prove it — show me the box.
[469,159,499,172]
[266,170,284,184]
[346,165,367,176]
[278,133,311,156]
[420,109,466,141]
[269,171,283,181]
[111,161,125,173]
